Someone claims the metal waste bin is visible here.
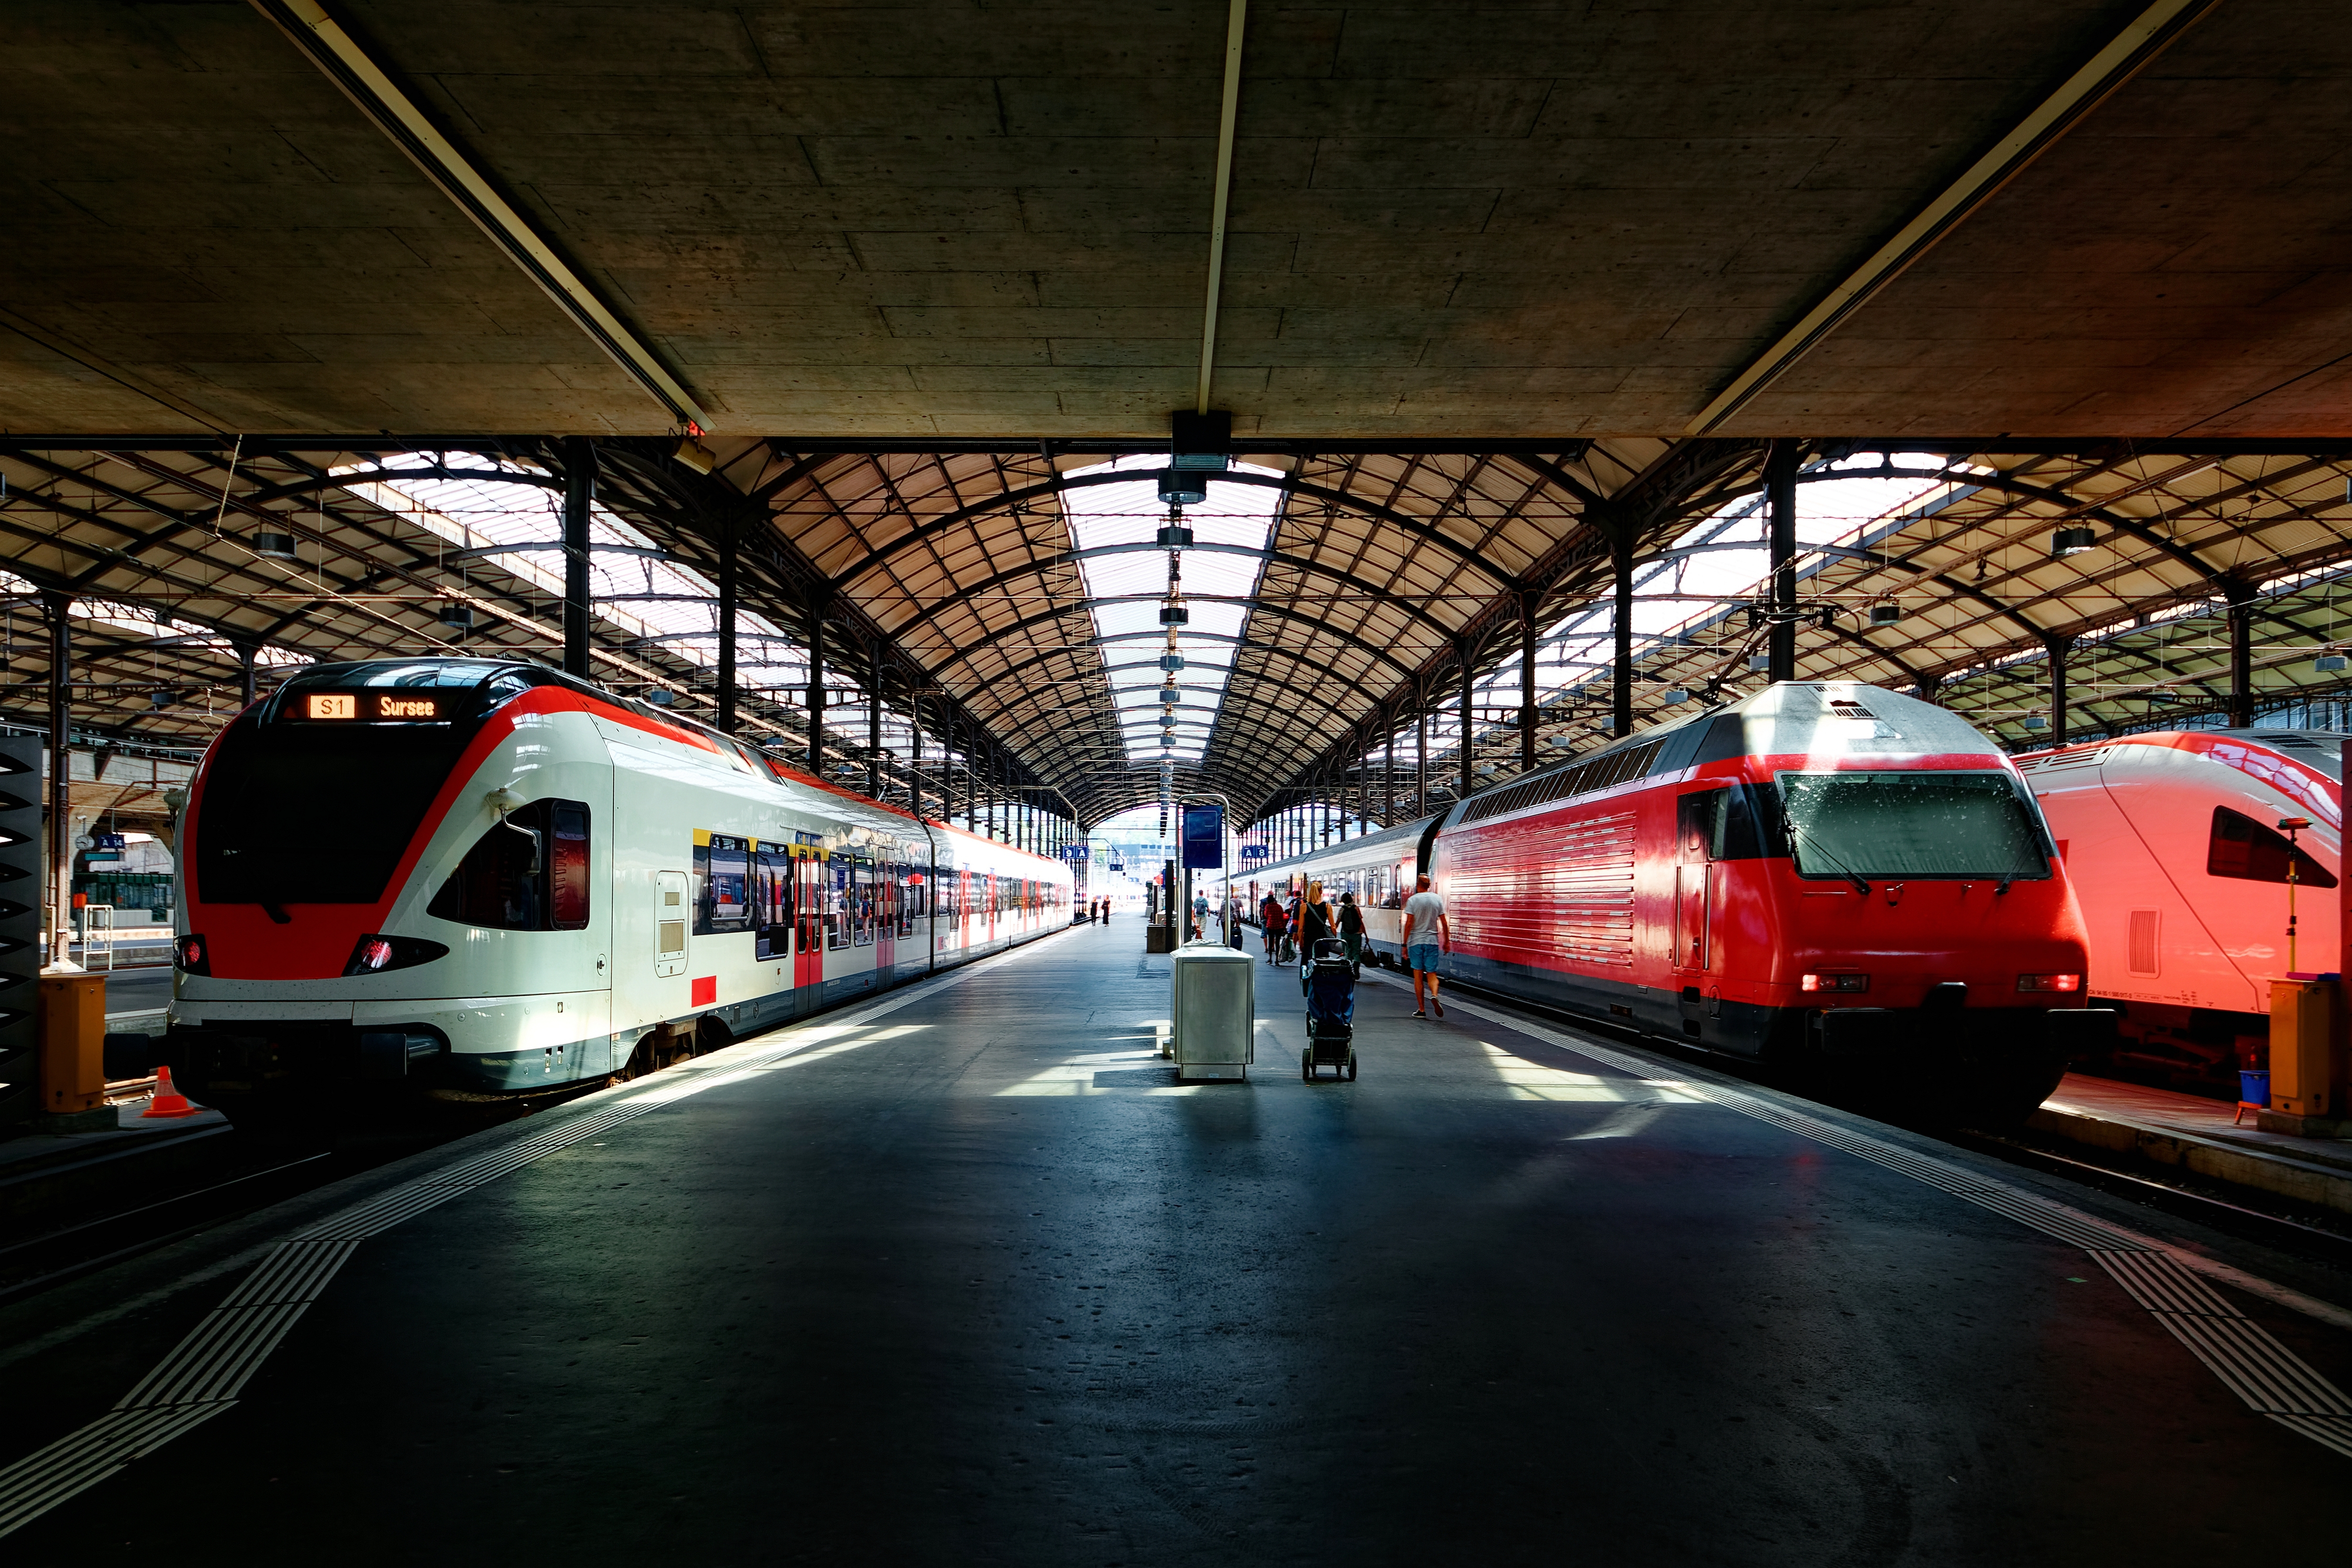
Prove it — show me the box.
[1172,939,1255,1081]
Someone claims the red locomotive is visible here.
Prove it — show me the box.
[1265,682,2105,1117]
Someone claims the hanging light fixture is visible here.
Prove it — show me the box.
[2050,526,2096,556]
[1870,601,1903,626]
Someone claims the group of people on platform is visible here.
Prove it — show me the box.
[1081,896,1113,924]
[1254,877,1450,1018]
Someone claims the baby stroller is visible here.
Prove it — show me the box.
[1300,937,1358,1081]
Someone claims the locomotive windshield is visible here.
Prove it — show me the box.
[1776,770,2050,881]
[194,662,517,906]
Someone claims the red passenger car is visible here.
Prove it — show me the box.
[1428,682,2103,1115]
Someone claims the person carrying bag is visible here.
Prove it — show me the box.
[1299,881,1336,955]
[1338,890,1365,976]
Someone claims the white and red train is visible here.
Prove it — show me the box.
[1251,682,2105,1116]
[2016,729,2343,1088]
[165,657,1070,1105]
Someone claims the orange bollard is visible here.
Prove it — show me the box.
[141,1064,197,1119]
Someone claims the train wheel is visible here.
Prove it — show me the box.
[696,1014,736,1056]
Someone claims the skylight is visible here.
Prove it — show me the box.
[1060,456,1283,768]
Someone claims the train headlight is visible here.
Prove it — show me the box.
[1800,972,1869,993]
[2017,973,2082,993]
[342,934,451,977]
[175,934,209,975]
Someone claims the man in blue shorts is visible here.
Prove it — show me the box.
[1401,874,1450,1019]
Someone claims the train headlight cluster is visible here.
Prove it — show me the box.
[341,934,451,978]
[2016,973,2082,992]
[1800,972,1869,993]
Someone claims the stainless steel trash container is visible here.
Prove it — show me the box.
[1172,939,1255,1081]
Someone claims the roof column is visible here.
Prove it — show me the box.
[716,510,738,734]
[909,691,925,820]
[1519,587,1539,771]
[1766,440,1799,684]
[561,437,594,679]
[1383,720,1395,828]
[804,597,827,779]
[2228,593,2256,727]
[2045,635,2072,747]
[1415,695,1428,820]
[1457,639,1475,802]
[867,641,884,801]
[43,592,70,968]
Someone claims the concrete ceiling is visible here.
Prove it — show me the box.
[7,0,2352,441]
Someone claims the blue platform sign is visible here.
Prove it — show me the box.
[93,832,126,851]
[1180,804,1223,870]
[1239,843,1269,861]
[1059,843,1090,861]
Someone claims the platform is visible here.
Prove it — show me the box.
[2036,1073,2352,1218]
[2,926,2349,1563]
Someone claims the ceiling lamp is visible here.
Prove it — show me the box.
[2023,715,2049,730]
[1662,688,1690,703]
[149,689,173,710]
[438,602,475,630]
[251,530,298,560]
[673,436,716,474]
[2317,654,2348,672]
[645,688,675,707]
[1747,655,1771,672]
[1870,601,1903,625]
[1155,469,1207,507]
[1159,602,1189,625]
[2050,526,2097,556]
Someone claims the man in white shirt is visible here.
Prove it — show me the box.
[1401,874,1450,1019]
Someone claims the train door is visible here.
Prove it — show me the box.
[656,871,688,978]
[793,847,826,990]
[1673,792,1716,1036]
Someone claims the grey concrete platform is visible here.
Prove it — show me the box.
[4,925,2351,1564]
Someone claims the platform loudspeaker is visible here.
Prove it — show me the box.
[0,735,42,1129]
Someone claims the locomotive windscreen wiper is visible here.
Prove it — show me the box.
[1782,818,1870,894]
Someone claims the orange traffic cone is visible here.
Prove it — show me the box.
[142,1065,198,1120]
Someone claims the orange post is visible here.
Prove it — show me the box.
[39,971,108,1124]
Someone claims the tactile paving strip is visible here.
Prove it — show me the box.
[1426,987,2352,1463]
[0,941,1042,1538]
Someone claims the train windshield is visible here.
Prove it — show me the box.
[1776,771,2050,880]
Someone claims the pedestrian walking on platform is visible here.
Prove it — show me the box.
[1299,881,1335,953]
[1402,874,1450,1018]
[1338,890,1365,976]
[1261,891,1287,965]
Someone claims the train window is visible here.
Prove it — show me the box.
[796,853,826,954]
[754,846,792,960]
[427,799,592,930]
[694,834,753,935]
[549,804,590,929]
[1776,772,2048,880]
[827,858,851,949]
[853,859,876,947]
[2207,807,2337,887]
[1675,787,1774,861]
